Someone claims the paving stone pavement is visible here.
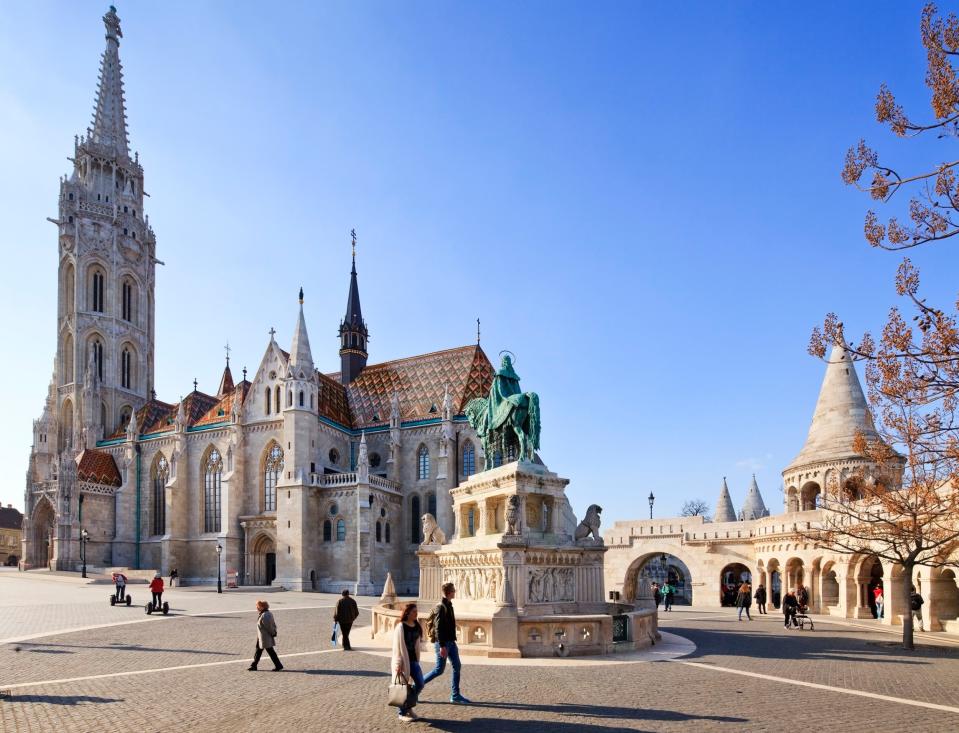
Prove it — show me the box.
[3,578,959,732]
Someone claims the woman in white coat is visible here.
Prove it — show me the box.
[248,600,283,671]
[391,603,424,722]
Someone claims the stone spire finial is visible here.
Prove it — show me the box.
[288,288,314,373]
[785,341,883,471]
[89,5,129,155]
[714,477,737,523]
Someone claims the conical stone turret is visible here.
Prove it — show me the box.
[786,342,881,471]
[740,474,768,520]
[714,477,737,523]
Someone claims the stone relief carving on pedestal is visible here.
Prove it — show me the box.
[527,567,574,603]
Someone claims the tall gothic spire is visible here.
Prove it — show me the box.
[714,477,737,523]
[786,341,881,471]
[289,287,314,374]
[339,229,369,385]
[88,6,129,156]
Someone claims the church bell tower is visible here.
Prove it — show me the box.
[338,229,368,385]
[53,5,157,451]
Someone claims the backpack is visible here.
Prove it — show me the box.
[425,603,444,643]
[911,594,924,610]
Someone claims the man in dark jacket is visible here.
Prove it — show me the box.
[422,582,470,703]
[910,585,925,632]
[754,584,767,614]
[334,589,359,650]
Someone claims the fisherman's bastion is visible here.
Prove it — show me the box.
[20,5,959,643]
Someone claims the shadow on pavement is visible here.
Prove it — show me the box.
[3,694,122,706]
[292,668,384,677]
[424,721,646,733]
[13,641,235,657]
[427,701,746,724]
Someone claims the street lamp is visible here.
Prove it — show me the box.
[80,529,89,579]
[648,492,655,520]
[215,542,223,594]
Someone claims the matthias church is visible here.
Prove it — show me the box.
[23,7,493,593]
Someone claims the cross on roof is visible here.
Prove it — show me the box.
[268,327,276,339]
[193,378,198,391]
[224,341,231,365]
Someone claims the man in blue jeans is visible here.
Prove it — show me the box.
[422,582,470,703]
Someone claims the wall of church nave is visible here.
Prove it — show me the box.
[78,491,116,567]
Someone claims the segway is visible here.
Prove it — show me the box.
[145,597,170,615]
[110,589,133,607]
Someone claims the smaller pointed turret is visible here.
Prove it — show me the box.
[289,287,314,375]
[339,230,369,385]
[714,477,737,523]
[217,361,234,398]
[740,474,769,521]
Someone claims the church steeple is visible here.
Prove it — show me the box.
[89,6,129,157]
[290,287,314,374]
[339,229,369,385]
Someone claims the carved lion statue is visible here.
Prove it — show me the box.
[421,513,446,545]
[574,504,603,542]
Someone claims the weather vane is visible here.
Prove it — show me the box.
[351,228,357,260]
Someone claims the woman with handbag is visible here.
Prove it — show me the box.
[390,603,424,722]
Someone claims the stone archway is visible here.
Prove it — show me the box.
[31,498,56,569]
[765,558,782,608]
[622,549,698,605]
[720,563,751,606]
[855,555,884,619]
[820,560,840,609]
[249,533,276,586]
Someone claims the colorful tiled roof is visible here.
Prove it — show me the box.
[0,505,23,530]
[105,398,175,439]
[317,372,351,427]
[195,381,251,427]
[76,449,122,487]
[328,345,494,429]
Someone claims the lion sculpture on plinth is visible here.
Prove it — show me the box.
[574,505,603,543]
[421,513,446,546]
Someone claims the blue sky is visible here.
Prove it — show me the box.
[2,1,957,523]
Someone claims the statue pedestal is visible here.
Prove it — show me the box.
[372,461,657,657]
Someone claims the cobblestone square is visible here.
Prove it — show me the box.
[4,571,959,732]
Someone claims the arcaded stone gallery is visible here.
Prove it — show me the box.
[21,7,497,594]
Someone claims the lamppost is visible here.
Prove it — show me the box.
[80,529,89,579]
[648,492,655,520]
[215,542,222,594]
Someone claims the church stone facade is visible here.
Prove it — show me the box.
[22,7,492,594]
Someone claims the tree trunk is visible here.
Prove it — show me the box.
[901,561,914,650]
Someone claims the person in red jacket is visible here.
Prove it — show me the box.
[149,573,165,610]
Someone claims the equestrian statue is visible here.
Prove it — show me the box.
[465,353,541,470]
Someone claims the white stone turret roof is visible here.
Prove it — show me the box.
[740,474,768,520]
[714,477,737,523]
[785,342,881,472]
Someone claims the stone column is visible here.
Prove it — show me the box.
[355,484,374,595]
[478,500,489,536]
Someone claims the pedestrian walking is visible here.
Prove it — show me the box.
[149,573,164,610]
[796,584,809,612]
[112,571,128,601]
[248,600,283,671]
[910,585,925,632]
[651,582,662,609]
[782,588,800,629]
[662,582,675,612]
[422,582,470,703]
[736,581,753,621]
[169,568,178,588]
[391,603,425,723]
[874,586,884,620]
[754,583,767,614]
[334,589,360,651]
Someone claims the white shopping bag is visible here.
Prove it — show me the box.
[331,621,339,646]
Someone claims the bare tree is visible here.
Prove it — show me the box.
[680,499,712,522]
[807,3,959,649]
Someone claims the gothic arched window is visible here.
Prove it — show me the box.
[323,520,332,542]
[411,495,421,544]
[427,491,437,518]
[91,268,105,312]
[263,443,283,512]
[120,347,132,389]
[265,387,271,415]
[462,442,475,477]
[376,521,382,543]
[417,446,430,481]
[204,447,222,533]
[385,522,391,543]
[91,339,104,381]
[274,385,281,415]
[152,454,168,536]
[336,518,346,541]
[121,278,135,322]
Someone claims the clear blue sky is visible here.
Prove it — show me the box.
[2,1,956,523]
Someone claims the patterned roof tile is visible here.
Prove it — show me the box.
[76,449,122,487]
